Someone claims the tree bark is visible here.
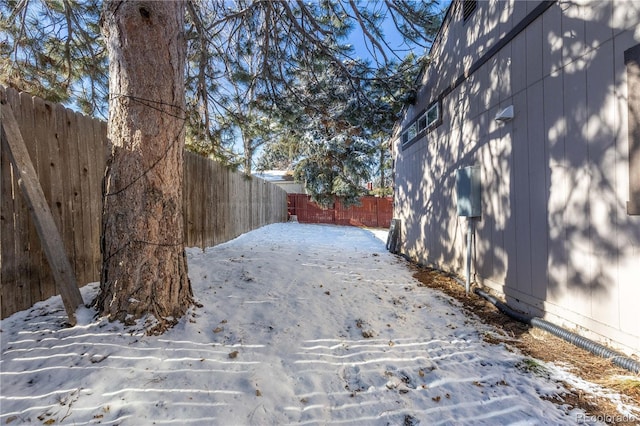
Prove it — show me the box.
[96,0,192,333]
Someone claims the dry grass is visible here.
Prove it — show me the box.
[412,265,640,425]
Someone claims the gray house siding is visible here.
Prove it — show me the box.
[392,0,640,354]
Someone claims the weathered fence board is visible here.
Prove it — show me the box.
[1,137,19,315]
[1,86,287,319]
[31,96,54,301]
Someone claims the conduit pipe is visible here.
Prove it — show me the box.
[473,288,640,374]
[465,220,473,294]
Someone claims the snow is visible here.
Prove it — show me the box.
[1,223,638,425]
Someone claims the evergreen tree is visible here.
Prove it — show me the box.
[1,0,443,332]
[2,0,442,168]
[0,0,107,116]
[257,49,426,205]
[97,0,192,333]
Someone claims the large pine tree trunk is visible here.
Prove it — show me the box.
[96,0,192,332]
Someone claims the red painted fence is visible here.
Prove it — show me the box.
[287,194,393,228]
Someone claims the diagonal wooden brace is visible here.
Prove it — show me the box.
[1,100,84,325]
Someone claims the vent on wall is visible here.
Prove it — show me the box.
[462,0,477,22]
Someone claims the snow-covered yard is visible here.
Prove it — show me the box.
[1,223,636,425]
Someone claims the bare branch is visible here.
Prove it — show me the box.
[345,0,389,64]
[62,0,73,88]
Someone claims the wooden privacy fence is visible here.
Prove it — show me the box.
[183,152,288,249]
[0,86,287,319]
[288,194,393,228]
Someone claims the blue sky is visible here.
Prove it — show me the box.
[347,0,451,64]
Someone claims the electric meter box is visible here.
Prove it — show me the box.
[456,166,481,217]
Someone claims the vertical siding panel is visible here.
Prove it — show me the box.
[542,3,563,78]
[511,33,528,95]
[510,0,528,28]
[612,0,640,36]
[586,40,617,326]
[497,48,512,105]
[478,116,496,282]
[544,71,568,302]
[488,123,503,284]
[583,1,612,54]
[501,124,519,294]
[493,108,510,284]
[423,143,432,261]
[479,61,493,113]
[563,57,591,310]
[561,1,587,68]
[512,90,532,296]
[526,80,549,300]
[498,0,515,36]
[526,18,544,86]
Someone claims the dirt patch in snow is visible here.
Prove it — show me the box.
[412,266,640,426]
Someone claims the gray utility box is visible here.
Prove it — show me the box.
[456,166,482,217]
